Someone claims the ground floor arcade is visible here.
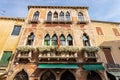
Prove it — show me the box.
[8,63,107,80]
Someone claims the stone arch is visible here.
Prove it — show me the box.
[78,12,84,21]
[51,33,58,46]
[60,70,76,80]
[44,33,50,46]
[39,70,56,80]
[32,11,40,20]
[65,11,71,21]
[47,11,52,21]
[67,34,73,46]
[13,69,29,80]
[60,34,66,46]
[87,71,102,80]
[26,32,35,45]
[82,33,90,46]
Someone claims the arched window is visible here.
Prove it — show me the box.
[78,12,84,22]
[87,71,102,80]
[47,11,52,21]
[82,33,90,46]
[13,70,28,80]
[66,11,70,21]
[26,32,35,45]
[32,11,39,20]
[53,12,58,21]
[67,34,73,46]
[44,34,50,46]
[59,11,64,21]
[41,71,56,80]
[60,34,66,46]
[52,34,58,46]
[60,71,75,80]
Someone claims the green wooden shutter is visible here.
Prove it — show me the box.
[0,51,12,67]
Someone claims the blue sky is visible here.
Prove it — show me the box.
[0,0,120,22]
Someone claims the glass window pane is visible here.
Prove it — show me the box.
[82,36,88,41]
[44,40,50,46]
[52,36,57,40]
[52,41,57,46]
[47,11,52,21]
[60,41,66,46]
[11,25,21,35]
[60,36,65,41]
[45,36,50,40]
[67,36,72,41]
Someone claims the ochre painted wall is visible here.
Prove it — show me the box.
[0,18,24,70]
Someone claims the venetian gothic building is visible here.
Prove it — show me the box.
[0,5,120,80]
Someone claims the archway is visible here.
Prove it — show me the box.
[13,69,28,80]
[41,71,56,80]
[87,71,102,80]
[106,72,116,80]
[60,71,75,80]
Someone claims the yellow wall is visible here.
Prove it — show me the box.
[0,18,24,59]
[90,21,120,64]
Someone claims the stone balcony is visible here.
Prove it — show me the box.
[44,19,72,24]
[28,19,40,23]
[81,46,100,62]
[15,46,102,63]
[37,46,78,61]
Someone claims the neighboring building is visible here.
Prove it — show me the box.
[0,5,120,80]
[0,17,24,79]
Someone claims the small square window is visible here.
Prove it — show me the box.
[11,25,21,35]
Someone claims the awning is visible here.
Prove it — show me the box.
[108,72,120,77]
[83,63,105,71]
[38,63,79,69]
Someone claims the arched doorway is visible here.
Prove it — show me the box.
[60,71,75,80]
[87,71,102,80]
[106,72,116,80]
[13,69,28,80]
[41,71,56,80]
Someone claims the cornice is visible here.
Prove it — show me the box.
[28,5,88,10]
[91,20,120,24]
[0,16,25,21]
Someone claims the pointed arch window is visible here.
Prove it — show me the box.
[59,11,64,21]
[82,33,90,46]
[60,71,75,80]
[78,12,84,22]
[47,11,52,21]
[41,71,56,80]
[52,34,58,46]
[26,32,35,45]
[53,12,58,21]
[60,34,66,46]
[87,71,102,80]
[13,70,28,80]
[66,11,70,21]
[32,11,39,21]
[67,34,73,46]
[44,34,50,46]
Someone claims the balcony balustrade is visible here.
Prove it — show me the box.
[28,19,40,23]
[81,46,100,62]
[15,46,102,63]
[45,18,72,24]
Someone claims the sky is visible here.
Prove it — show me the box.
[0,0,120,22]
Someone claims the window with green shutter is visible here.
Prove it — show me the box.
[0,51,12,67]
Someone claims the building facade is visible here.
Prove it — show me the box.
[0,5,120,80]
